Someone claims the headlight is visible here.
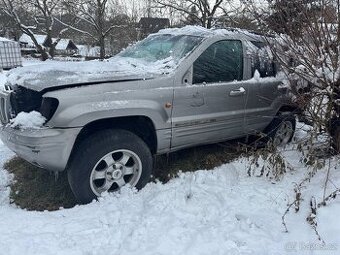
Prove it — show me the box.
[40,97,59,122]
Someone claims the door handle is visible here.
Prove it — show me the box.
[229,87,246,97]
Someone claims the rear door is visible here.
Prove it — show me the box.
[243,41,281,133]
[171,40,247,150]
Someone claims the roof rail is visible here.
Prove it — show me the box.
[211,25,274,38]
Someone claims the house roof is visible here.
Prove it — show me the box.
[53,39,77,50]
[0,37,11,42]
[54,39,69,50]
[19,34,47,47]
[19,34,77,50]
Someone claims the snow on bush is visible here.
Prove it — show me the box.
[10,111,46,129]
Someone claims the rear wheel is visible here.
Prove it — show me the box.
[67,129,153,204]
[264,114,296,147]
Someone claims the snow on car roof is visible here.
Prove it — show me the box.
[157,25,214,37]
[157,25,265,42]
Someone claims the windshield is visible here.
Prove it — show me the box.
[117,34,203,63]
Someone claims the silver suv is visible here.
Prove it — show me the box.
[0,27,297,203]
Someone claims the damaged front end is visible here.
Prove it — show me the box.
[0,84,79,172]
[0,85,58,126]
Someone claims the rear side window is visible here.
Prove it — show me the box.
[193,40,243,84]
[248,41,277,78]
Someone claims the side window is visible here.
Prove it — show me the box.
[193,40,243,84]
[249,41,277,78]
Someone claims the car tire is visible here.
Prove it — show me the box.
[67,129,153,204]
[264,114,296,147]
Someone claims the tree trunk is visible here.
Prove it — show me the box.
[36,44,49,61]
[207,17,213,29]
[99,36,105,60]
[333,126,340,154]
[49,41,59,59]
[25,33,49,61]
[49,46,55,58]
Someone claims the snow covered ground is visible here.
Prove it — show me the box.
[0,126,339,255]
[0,59,339,254]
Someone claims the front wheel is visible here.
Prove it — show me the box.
[67,129,153,204]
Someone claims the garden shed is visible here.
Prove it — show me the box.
[0,37,22,69]
[54,39,78,55]
[0,37,22,70]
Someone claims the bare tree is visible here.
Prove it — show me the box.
[153,0,232,28]
[248,0,340,152]
[214,1,259,30]
[115,0,148,23]
[58,0,124,59]
[1,0,68,60]
[0,7,22,39]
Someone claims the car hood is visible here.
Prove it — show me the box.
[4,56,177,92]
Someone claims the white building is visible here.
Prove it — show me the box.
[19,34,78,56]
[19,34,47,49]
[76,45,101,57]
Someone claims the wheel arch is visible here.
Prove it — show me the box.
[67,116,158,168]
[277,104,300,115]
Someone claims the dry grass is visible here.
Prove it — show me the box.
[153,141,244,183]
[4,140,244,211]
[4,157,77,211]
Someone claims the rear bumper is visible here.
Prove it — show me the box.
[0,126,81,171]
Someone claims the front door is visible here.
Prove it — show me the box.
[171,40,247,150]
